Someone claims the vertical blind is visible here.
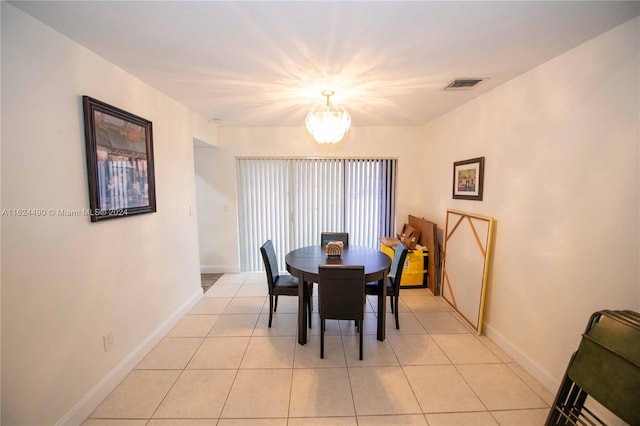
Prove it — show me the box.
[237,158,397,272]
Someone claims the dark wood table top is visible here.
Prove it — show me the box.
[285,245,392,282]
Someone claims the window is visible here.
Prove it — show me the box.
[237,158,397,271]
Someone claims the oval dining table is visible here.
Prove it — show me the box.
[285,245,392,345]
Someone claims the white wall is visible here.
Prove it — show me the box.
[196,126,425,272]
[1,4,206,424]
[422,17,640,390]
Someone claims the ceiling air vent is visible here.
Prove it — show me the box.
[444,78,484,90]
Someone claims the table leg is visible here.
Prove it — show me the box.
[298,278,308,345]
[377,277,386,341]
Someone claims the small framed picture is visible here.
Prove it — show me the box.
[82,96,157,222]
[453,157,485,201]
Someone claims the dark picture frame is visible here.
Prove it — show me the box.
[452,157,485,201]
[82,96,156,222]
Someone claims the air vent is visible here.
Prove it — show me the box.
[444,78,484,90]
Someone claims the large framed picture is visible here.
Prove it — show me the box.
[453,157,485,201]
[82,96,156,222]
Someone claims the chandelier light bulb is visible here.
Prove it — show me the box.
[306,90,351,144]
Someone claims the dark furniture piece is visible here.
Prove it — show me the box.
[321,232,349,247]
[285,245,392,345]
[546,310,640,426]
[319,265,365,360]
[260,240,313,328]
[366,241,408,330]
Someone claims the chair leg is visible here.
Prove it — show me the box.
[320,319,325,359]
[359,320,364,360]
[268,295,274,328]
[395,297,400,330]
[274,295,279,312]
[307,294,312,329]
[390,295,395,313]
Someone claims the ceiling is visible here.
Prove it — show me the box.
[11,1,640,127]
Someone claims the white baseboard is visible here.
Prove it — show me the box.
[200,265,239,274]
[483,322,560,393]
[57,288,203,426]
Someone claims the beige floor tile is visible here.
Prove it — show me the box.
[221,369,292,418]
[490,408,549,425]
[402,296,450,313]
[253,313,298,336]
[477,336,514,363]
[240,336,296,369]
[167,315,219,337]
[349,367,421,415]
[189,297,232,314]
[217,420,286,426]
[384,313,428,335]
[208,314,259,337]
[425,411,498,426]
[289,368,355,417]
[338,313,379,335]
[401,288,433,297]
[457,364,547,410]
[82,420,148,426]
[415,312,469,334]
[217,418,287,426]
[309,316,341,336]
[224,296,267,314]
[294,335,346,368]
[153,370,235,418]
[147,419,218,425]
[236,283,269,297]
[90,370,179,419]
[431,334,501,364]
[215,273,248,285]
[204,284,241,298]
[403,365,485,413]
[187,337,250,369]
[261,295,301,314]
[357,414,428,425]
[136,338,203,370]
[387,334,450,365]
[287,418,357,426]
[366,295,410,313]
[343,335,399,367]
[505,363,555,405]
[243,272,268,284]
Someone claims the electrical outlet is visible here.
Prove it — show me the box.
[103,332,114,352]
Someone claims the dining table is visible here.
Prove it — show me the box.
[285,245,392,345]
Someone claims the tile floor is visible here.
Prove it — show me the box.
[84,272,554,425]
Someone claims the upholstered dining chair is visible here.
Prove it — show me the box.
[365,241,409,330]
[320,232,349,247]
[260,240,313,328]
[319,264,366,360]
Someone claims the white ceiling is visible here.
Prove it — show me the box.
[12,1,640,127]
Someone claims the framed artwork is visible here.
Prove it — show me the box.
[441,209,495,334]
[82,96,156,222]
[453,157,485,201]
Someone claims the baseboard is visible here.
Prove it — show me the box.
[483,322,559,393]
[200,264,239,274]
[57,288,203,426]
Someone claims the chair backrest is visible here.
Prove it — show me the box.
[389,241,409,291]
[321,232,349,247]
[260,240,279,290]
[318,265,365,321]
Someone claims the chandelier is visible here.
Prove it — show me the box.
[306,90,351,144]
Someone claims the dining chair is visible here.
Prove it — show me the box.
[319,264,365,360]
[260,240,313,328]
[320,232,349,247]
[365,241,408,329]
